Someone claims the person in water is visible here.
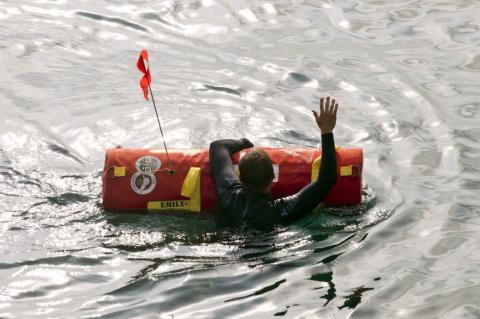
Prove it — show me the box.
[209,96,338,229]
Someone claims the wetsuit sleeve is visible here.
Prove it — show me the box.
[274,133,337,224]
[209,138,254,197]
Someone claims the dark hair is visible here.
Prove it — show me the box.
[239,149,274,191]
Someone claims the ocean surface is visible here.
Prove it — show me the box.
[0,0,479,318]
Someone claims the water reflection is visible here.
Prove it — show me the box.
[311,271,336,306]
[338,286,374,310]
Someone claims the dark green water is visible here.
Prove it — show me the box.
[0,1,479,318]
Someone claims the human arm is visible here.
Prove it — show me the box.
[209,138,254,196]
[275,97,339,224]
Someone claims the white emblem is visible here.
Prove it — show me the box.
[135,156,161,173]
[131,171,156,195]
[130,156,161,195]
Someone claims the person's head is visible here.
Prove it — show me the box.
[239,149,274,193]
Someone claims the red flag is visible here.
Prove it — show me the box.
[137,49,151,100]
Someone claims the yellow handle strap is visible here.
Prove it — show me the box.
[340,165,353,177]
[311,156,321,181]
[113,166,126,177]
[181,167,201,212]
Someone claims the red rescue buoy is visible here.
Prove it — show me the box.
[102,147,363,213]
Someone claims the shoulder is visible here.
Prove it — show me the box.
[218,176,243,194]
[217,177,245,208]
[273,194,300,218]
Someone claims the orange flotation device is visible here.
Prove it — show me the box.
[102,147,363,213]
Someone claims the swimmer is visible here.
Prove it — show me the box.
[209,96,338,229]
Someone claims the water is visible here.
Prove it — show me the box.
[0,0,479,318]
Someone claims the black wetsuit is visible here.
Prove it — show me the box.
[209,133,337,229]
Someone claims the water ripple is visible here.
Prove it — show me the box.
[76,11,148,32]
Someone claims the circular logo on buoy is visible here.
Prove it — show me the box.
[135,156,161,173]
[131,171,156,195]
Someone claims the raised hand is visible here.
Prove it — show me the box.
[312,96,338,134]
